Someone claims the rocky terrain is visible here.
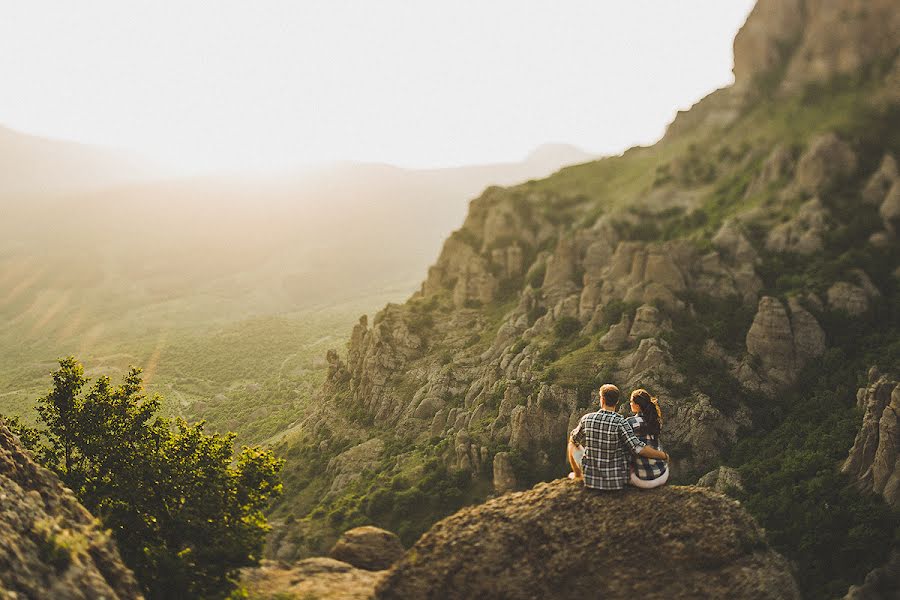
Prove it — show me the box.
[261,0,900,597]
[247,482,799,600]
[4,2,898,598]
[377,480,799,600]
[0,423,142,599]
[842,368,899,508]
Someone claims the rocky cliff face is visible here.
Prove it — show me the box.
[842,368,900,507]
[0,423,142,599]
[732,0,900,96]
[376,480,800,600]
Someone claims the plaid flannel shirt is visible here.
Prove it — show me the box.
[570,408,646,490]
[626,415,667,481]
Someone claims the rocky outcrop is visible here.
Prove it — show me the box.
[491,451,518,493]
[732,0,900,96]
[827,271,881,316]
[326,438,385,497]
[731,0,805,94]
[863,154,898,206]
[879,181,900,234]
[842,369,899,507]
[739,296,826,393]
[697,465,745,494]
[240,557,384,600]
[765,197,828,255]
[745,145,795,197]
[329,526,405,571]
[665,394,752,475]
[0,423,142,599]
[844,550,900,600]
[795,133,857,196]
[778,0,900,95]
[376,480,800,600]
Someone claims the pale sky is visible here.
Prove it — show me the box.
[0,0,756,173]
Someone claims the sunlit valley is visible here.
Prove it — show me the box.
[0,124,590,444]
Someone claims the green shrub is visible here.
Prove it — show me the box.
[554,316,581,339]
[527,263,546,289]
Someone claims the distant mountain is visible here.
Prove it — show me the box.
[0,125,162,198]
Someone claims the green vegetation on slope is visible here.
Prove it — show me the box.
[3,357,284,600]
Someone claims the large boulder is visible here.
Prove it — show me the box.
[330,526,405,571]
[376,480,799,600]
[240,557,384,600]
[0,423,143,599]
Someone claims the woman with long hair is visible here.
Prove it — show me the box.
[627,388,669,489]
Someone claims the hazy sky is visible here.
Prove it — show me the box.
[0,1,756,172]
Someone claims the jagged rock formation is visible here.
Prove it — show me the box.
[738,296,826,395]
[270,2,900,584]
[329,526,405,571]
[732,0,900,96]
[375,480,800,600]
[842,369,899,507]
[0,423,142,599]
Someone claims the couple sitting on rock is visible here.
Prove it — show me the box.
[567,384,670,490]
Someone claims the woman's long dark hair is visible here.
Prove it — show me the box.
[631,389,662,437]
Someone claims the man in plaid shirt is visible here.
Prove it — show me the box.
[568,384,669,491]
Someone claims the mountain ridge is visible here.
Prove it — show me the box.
[267,2,900,597]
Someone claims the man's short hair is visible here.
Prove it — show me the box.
[598,384,619,406]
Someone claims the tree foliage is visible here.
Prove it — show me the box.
[3,356,283,599]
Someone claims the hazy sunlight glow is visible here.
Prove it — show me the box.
[0,0,756,173]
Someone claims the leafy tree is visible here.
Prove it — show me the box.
[5,357,283,599]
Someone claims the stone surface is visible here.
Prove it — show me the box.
[765,197,828,255]
[240,557,384,600]
[741,296,826,392]
[779,0,900,95]
[329,526,405,571]
[326,439,385,497]
[880,182,900,233]
[731,0,804,92]
[827,282,871,316]
[697,465,745,494]
[376,480,800,600]
[795,133,857,195]
[862,154,898,206]
[0,423,143,599]
[492,451,518,494]
[842,372,899,507]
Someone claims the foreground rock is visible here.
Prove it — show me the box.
[0,423,142,599]
[240,557,384,600]
[330,526,405,571]
[376,479,799,600]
